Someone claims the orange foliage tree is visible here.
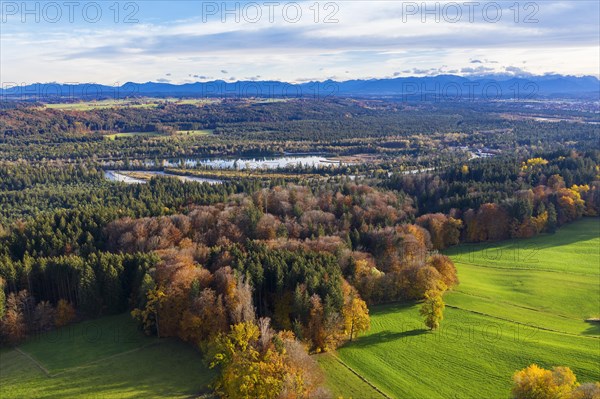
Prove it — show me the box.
[54,299,76,328]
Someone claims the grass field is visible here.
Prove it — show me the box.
[445,218,600,336]
[104,132,161,140]
[45,100,157,111]
[104,130,212,140]
[0,314,214,398]
[316,353,387,399]
[44,97,293,111]
[323,217,600,399]
[176,130,213,136]
[45,98,218,111]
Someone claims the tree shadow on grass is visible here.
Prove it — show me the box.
[346,328,429,349]
[581,320,600,336]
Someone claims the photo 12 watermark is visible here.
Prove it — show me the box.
[399,79,539,102]
[0,82,141,101]
[396,319,541,345]
[0,1,140,23]
[398,1,539,23]
[452,242,541,269]
[199,1,340,23]
[0,80,343,101]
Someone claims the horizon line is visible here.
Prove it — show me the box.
[3,72,600,88]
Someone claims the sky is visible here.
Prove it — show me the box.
[0,1,599,85]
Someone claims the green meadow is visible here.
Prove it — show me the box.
[322,218,600,399]
[316,353,387,399]
[176,129,213,136]
[45,100,157,111]
[0,314,214,399]
[104,129,212,140]
[444,218,599,335]
[104,132,161,140]
[45,98,218,111]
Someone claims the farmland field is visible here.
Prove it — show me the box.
[322,218,600,399]
[316,353,387,399]
[104,132,161,140]
[445,217,600,336]
[0,314,214,399]
[176,129,213,136]
[44,98,218,111]
[104,129,212,140]
[45,100,158,111]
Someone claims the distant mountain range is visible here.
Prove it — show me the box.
[2,74,598,101]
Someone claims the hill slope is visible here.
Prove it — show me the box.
[323,218,600,399]
[0,314,215,399]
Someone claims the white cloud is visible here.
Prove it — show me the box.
[1,1,598,83]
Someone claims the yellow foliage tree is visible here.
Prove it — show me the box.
[556,188,585,224]
[419,287,445,330]
[522,158,549,171]
[511,364,577,399]
[211,322,284,399]
[342,295,370,342]
[131,287,166,337]
[571,184,590,194]
[210,321,325,399]
[532,211,549,234]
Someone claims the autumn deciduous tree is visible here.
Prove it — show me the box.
[131,286,166,337]
[33,301,56,333]
[255,214,280,240]
[341,283,370,341]
[548,174,566,190]
[349,257,385,304]
[419,286,445,330]
[511,364,578,399]
[342,297,369,341]
[210,321,277,399]
[427,255,458,289]
[210,320,330,399]
[556,188,585,225]
[0,291,27,345]
[0,307,26,345]
[54,299,76,328]
[416,213,463,250]
[464,203,512,242]
[578,182,600,217]
[0,278,5,320]
[570,382,600,399]
[398,264,442,300]
[305,294,344,353]
[307,294,327,352]
[191,288,228,342]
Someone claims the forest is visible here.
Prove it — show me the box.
[1,99,598,162]
[0,98,599,398]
